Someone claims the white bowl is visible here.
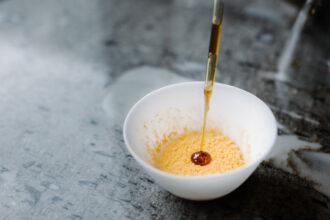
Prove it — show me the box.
[123,82,277,200]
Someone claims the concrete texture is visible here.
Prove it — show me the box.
[0,0,329,219]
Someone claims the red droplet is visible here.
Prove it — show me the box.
[191,151,211,166]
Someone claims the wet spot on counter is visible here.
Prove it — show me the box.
[24,185,42,206]
[145,23,154,31]
[0,166,9,173]
[38,105,50,112]
[70,214,83,220]
[78,180,98,189]
[90,119,98,125]
[94,151,115,158]
[52,196,63,203]
[104,39,117,47]
[22,161,36,169]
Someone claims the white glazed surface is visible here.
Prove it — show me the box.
[123,82,277,200]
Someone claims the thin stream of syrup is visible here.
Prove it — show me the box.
[200,89,212,151]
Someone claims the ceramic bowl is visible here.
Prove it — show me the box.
[123,82,277,200]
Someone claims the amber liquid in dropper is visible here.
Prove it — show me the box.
[191,21,223,166]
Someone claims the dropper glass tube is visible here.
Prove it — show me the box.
[200,0,224,151]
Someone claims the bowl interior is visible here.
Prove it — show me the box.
[124,82,276,168]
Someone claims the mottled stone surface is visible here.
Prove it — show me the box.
[0,0,329,219]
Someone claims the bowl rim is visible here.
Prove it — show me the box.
[123,81,277,180]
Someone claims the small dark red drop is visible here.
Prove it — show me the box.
[191,151,211,166]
